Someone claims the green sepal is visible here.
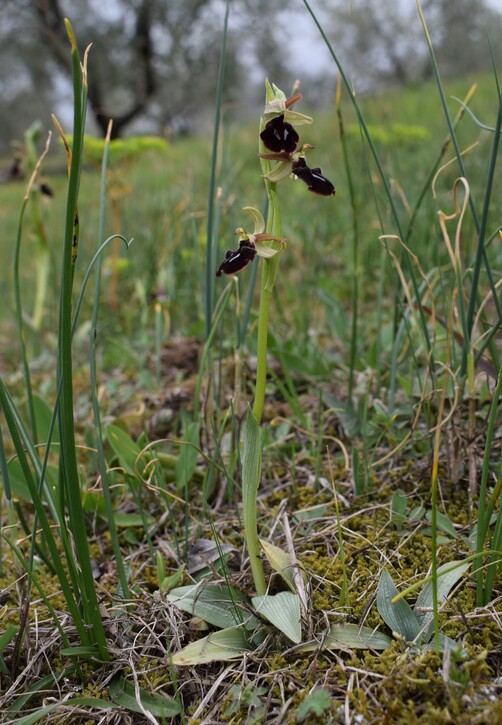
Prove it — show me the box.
[263,161,293,183]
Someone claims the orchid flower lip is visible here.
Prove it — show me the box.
[292,157,336,196]
[215,239,257,277]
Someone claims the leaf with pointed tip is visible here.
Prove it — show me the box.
[109,677,180,717]
[106,424,146,478]
[259,539,296,591]
[11,700,119,725]
[326,623,393,650]
[377,569,421,642]
[425,510,457,538]
[187,538,235,574]
[171,627,253,665]
[175,420,200,493]
[295,623,392,652]
[435,633,464,654]
[414,561,470,642]
[252,592,301,643]
[167,583,260,630]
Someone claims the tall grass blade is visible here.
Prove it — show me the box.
[335,75,359,403]
[204,0,230,337]
[89,121,131,600]
[56,21,107,658]
[12,134,52,442]
[475,369,502,604]
[0,379,87,643]
[302,0,434,388]
[416,0,502,370]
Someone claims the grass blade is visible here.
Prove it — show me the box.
[204,0,230,336]
[55,21,107,658]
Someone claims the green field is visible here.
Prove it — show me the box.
[0,49,501,724]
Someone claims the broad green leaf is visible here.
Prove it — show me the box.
[167,583,260,630]
[296,688,332,722]
[0,624,18,674]
[0,623,18,653]
[171,626,253,665]
[241,405,266,595]
[106,424,146,478]
[252,592,301,644]
[175,420,199,493]
[377,569,421,642]
[242,409,261,520]
[326,623,393,650]
[7,667,77,714]
[31,394,59,443]
[82,490,107,515]
[60,646,101,658]
[408,505,425,523]
[109,676,180,717]
[436,633,464,654]
[293,505,328,536]
[113,512,154,528]
[7,459,58,502]
[259,539,296,591]
[392,489,408,527]
[11,699,119,725]
[295,624,392,652]
[6,458,31,501]
[414,561,470,642]
[425,510,457,538]
[187,538,235,574]
[160,564,186,593]
[421,531,452,544]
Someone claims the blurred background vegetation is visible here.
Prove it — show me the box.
[1,0,501,149]
[1,0,501,375]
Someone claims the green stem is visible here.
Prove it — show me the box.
[90,123,131,601]
[252,283,272,424]
[243,145,282,593]
[252,183,281,423]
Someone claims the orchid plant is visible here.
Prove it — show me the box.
[166,81,336,665]
[216,81,336,596]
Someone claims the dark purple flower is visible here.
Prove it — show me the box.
[292,158,335,196]
[260,114,299,154]
[216,240,257,277]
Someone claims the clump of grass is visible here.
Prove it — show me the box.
[0,22,133,681]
